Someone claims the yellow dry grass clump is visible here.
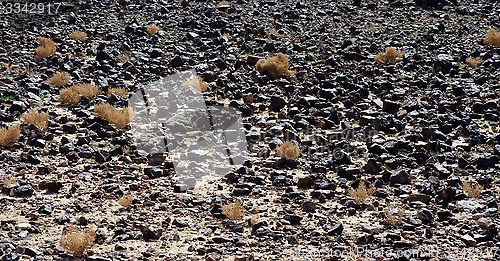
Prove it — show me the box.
[1,175,18,186]
[485,28,500,47]
[255,52,296,77]
[59,86,81,105]
[118,194,133,207]
[463,181,483,198]
[218,1,229,6]
[348,181,375,204]
[94,103,134,129]
[384,206,404,226]
[0,125,20,146]
[21,110,49,131]
[374,47,405,65]
[221,200,245,220]
[69,31,87,40]
[36,37,56,59]
[59,225,96,257]
[49,72,71,87]
[466,57,483,67]
[183,75,209,92]
[276,141,300,159]
[146,25,162,35]
[77,83,101,98]
[108,87,129,98]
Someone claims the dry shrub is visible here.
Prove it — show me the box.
[49,72,71,87]
[276,141,300,159]
[59,225,96,257]
[182,75,209,92]
[255,52,296,77]
[59,86,81,105]
[348,181,375,204]
[69,31,87,40]
[463,181,483,198]
[107,87,129,98]
[77,83,101,98]
[466,57,483,67]
[374,47,405,65]
[218,1,229,6]
[35,37,56,59]
[21,110,49,131]
[146,25,161,35]
[221,200,245,220]
[0,125,20,146]
[384,206,404,226]
[1,175,18,186]
[94,103,134,129]
[118,194,133,207]
[484,28,500,47]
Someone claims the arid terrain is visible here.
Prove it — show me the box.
[0,0,500,260]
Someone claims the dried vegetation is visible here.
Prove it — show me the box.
[94,103,134,129]
[21,110,49,131]
[484,28,500,47]
[276,141,300,159]
[0,125,20,146]
[348,181,375,203]
[374,47,405,64]
[255,52,296,77]
[221,200,245,220]
[35,37,57,59]
[49,72,71,87]
[59,225,96,257]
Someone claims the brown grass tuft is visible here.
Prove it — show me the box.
[384,206,404,226]
[182,75,209,92]
[0,125,20,146]
[485,28,500,47]
[374,47,405,65]
[94,103,134,129]
[77,83,101,98]
[49,72,71,87]
[221,200,245,220]
[466,57,483,67]
[348,181,375,204]
[1,175,18,186]
[276,141,300,159]
[21,110,49,131]
[59,86,81,105]
[146,25,162,35]
[59,225,96,257]
[118,194,133,208]
[35,37,57,59]
[255,52,296,77]
[107,87,129,98]
[218,1,229,6]
[463,181,483,198]
[69,31,87,40]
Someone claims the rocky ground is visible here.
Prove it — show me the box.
[1,0,500,260]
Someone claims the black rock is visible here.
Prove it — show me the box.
[173,184,188,193]
[475,155,499,168]
[269,96,286,111]
[417,208,433,223]
[45,181,63,193]
[327,223,344,236]
[363,159,381,174]
[8,101,27,113]
[142,228,162,241]
[11,184,34,197]
[390,169,410,184]
[284,214,302,224]
[96,51,111,62]
[170,56,185,67]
